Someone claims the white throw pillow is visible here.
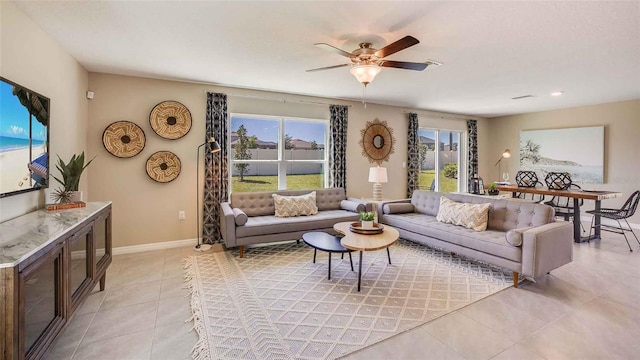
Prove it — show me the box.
[272,191,318,217]
[436,197,491,231]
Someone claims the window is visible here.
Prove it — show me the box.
[229,114,328,193]
[417,129,462,193]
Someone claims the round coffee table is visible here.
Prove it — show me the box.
[333,222,399,291]
[302,232,353,280]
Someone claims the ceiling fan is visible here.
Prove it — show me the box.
[307,35,440,86]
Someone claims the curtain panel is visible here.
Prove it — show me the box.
[203,92,229,244]
[329,105,348,190]
[407,113,420,198]
[467,119,478,192]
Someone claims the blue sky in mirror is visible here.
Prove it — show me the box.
[231,116,326,144]
[0,81,46,152]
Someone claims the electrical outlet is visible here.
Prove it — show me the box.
[178,211,185,220]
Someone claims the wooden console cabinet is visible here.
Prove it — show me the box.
[0,202,112,360]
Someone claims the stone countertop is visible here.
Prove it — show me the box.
[0,202,111,268]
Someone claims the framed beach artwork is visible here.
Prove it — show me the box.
[519,126,604,184]
[0,77,50,198]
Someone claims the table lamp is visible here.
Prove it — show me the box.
[368,166,388,201]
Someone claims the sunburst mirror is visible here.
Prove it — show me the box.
[359,118,395,165]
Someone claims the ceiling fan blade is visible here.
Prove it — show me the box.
[306,64,351,72]
[379,60,428,71]
[314,43,354,58]
[374,36,420,58]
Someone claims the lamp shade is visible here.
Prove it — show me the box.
[502,149,511,158]
[368,166,388,183]
[350,64,381,85]
[209,139,221,153]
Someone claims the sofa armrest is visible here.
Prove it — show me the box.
[521,221,573,279]
[343,197,371,212]
[219,202,237,247]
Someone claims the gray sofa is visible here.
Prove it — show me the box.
[220,188,369,257]
[378,191,574,287]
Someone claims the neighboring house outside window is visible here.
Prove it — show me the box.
[418,129,462,193]
[229,114,328,193]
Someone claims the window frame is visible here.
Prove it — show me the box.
[229,113,329,191]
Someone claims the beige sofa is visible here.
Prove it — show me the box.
[220,188,369,257]
[378,191,574,287]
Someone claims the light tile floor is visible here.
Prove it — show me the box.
[45,229,640,360]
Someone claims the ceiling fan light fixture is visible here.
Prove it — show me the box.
[350,64,381,85]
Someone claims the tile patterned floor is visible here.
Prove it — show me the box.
[45,229,640,360]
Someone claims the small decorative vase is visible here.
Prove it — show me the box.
[361,220,374,229]
[488,189,499,196]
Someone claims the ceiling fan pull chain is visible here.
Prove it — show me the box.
[363,84,367,108]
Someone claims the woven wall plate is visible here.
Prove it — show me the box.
[146,151,181,183]
[102,121,146,158]
[149,100,192,139]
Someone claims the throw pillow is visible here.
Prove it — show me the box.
[505,226,534,247]
[383,203,415,214]
[272,191,319,217]
[232,208,248,226]
[436,197,491,231]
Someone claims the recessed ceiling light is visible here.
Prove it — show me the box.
[550,91,564,96]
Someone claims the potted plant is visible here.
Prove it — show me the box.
[51,152,95,203]
[488,182,500,196]
[359,211,375,229]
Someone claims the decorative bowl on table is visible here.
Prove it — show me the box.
[349,222,384,235]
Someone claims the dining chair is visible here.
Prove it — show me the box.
[514,171,545,203]
[587,190,640,252]
[543,172,584,231]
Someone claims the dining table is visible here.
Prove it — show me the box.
[494,184,623,243]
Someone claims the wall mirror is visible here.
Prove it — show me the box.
[359,118,395,165]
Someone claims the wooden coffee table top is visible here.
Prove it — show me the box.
[334,222,399,252]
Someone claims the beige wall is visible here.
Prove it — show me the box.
[87,73,487,247]
[0,2,89,222]
[486,99,640,224]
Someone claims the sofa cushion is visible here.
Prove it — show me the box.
[436,197,491,231]
[340,199,366,213]
[382,213,522,262]
[236,210,359,238]
[232,208,248,226]
[505,227,533,247]
[272,192,318,217]
[383,203,415,214]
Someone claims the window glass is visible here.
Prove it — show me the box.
[418,129,461,193]
[230,115,327,192]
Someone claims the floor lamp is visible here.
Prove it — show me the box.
[195,137,221,252]
[494,148,511,181]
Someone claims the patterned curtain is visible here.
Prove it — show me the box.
[467,120,478,192]
[329,105,348,190]
[203,92,229,244]
[407,113,419,198]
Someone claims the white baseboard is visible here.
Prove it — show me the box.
[112,238,199,255]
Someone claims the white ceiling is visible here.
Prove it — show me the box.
[13,1,640,118]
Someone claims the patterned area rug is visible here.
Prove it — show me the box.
[184,240,511,360]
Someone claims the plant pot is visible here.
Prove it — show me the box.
[487,189,500,196]
[68,191,83,203]
[361,220,374,229]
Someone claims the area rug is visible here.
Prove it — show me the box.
[184,240,512,360]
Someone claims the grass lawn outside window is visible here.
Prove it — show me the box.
[232,174,323,192]
[418,170,458,193]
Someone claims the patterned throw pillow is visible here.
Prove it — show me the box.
[272,192,319,217]
[436,197,491,231]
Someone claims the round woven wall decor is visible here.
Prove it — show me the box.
[145,151,181,183]
[102,121,146,158]
[149,100,192,139]
[359,118,395,165]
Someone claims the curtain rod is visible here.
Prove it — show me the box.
[403,110,482,121]
[220,92,352,108]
